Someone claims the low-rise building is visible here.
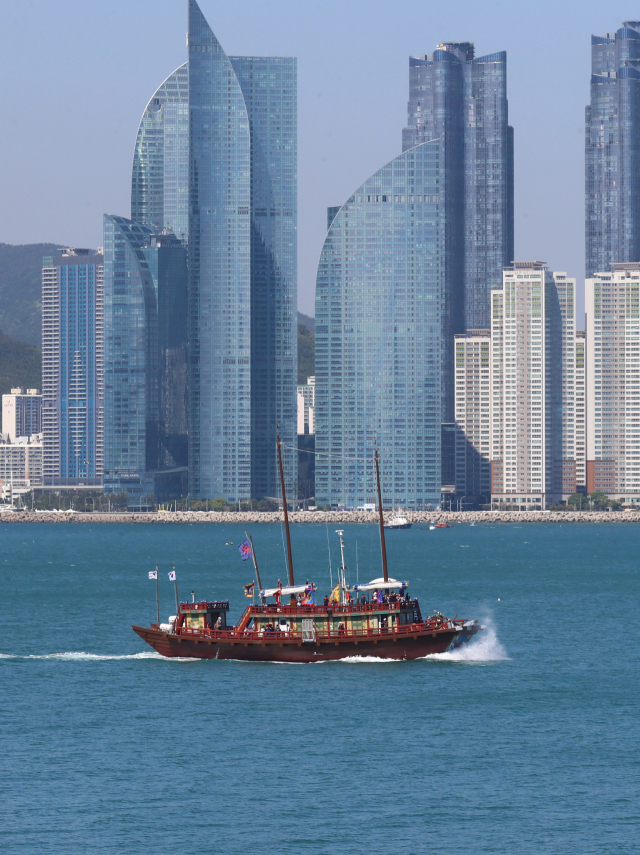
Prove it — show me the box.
[2,388,42,441]
[0,434,43,501]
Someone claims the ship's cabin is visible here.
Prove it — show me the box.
[175,600,229,631]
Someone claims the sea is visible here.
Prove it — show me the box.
[1,520,638,854]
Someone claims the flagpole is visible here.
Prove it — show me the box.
[245,530,263,602]
[173,562,179,614]
[156,562,160,624]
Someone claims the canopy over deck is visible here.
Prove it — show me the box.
[261,584,315,598]
[353,577,408,592]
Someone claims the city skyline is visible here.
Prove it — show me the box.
[2,0,636,317]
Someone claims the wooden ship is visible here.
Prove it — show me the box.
[133,443,483,662]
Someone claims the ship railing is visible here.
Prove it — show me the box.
[175,619,456,642]
[248,600,418,617]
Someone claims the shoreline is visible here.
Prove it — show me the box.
[2,509,640,524]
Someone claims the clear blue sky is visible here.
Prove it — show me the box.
[0,0,634,316]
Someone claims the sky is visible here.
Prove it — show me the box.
[0,0,636,316]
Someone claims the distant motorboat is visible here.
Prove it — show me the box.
[384,512,412,530]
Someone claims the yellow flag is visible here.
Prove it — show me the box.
[329,584,340,604]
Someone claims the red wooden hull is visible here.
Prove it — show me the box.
[132,624,481,662]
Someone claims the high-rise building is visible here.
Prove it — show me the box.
[2,388,41,441]
[315,142,444,509]
[103,217,188,502]
[403,42,514,333]
[489,263,578,508]
[454,330,491,503]
[586,22,640,277]
[315,39,512,508]
[42,249,103,487]
[585,263,640,502]
[127,1,297,502]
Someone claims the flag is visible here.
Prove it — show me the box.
[238,538,252,561]
[243,582,255,598]
[329,583,340,604]
[168,570,176,581]
[148,570,158,580]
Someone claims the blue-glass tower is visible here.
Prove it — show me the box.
[113,0,297,502]
[102,216,158,499]
[315,142,444,509]
[586,22,640,277]
[103,217,189,502]
[403,43,513,333]
[316,40,512,508]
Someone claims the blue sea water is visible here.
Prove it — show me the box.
[1,521,638,854]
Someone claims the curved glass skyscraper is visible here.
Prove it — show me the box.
[132,63,189,241]
[107,0,297,502]
[586,22,640,277]
[315,39,511,508]
[315,142,444,508]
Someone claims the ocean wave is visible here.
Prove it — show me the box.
[423,622,509,663]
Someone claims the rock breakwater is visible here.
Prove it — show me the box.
[2,510,640,524]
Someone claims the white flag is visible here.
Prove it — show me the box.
[148,570,158,580]
[168,570,176,581]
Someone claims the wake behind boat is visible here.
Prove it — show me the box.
[133,443,483,662]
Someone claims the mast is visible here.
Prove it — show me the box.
[155,561,160,625]
[277,430,296,602]
[336,529,347,605]
[375,449,389,582]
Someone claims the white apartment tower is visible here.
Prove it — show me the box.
[575,330,586,491]
[489,263,578,508]
[454,331,491,500]
[586,263,640,501]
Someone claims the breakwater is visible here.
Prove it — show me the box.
[2,509,640,524]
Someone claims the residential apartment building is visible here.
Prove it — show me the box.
[454,331,491,502]
[42,249,103,488]
[488,263,578,508]
[585,262,640,502]
[2,388,41,441]
[575,330,587,491]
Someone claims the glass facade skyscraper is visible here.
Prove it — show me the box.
[315,142,444,509]
[42,249,104,487]
[403,43,513,334]
[586,22,640,277]
[103,216,189,502]
[187,0,296,501]
[115,1,297,502]
[103,216,158,499]
[132,63,189,241]
[315,41,512,507]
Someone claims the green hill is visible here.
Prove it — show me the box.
[0,328,41,398]
[0,242,63,346]
[297,313,315,384]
